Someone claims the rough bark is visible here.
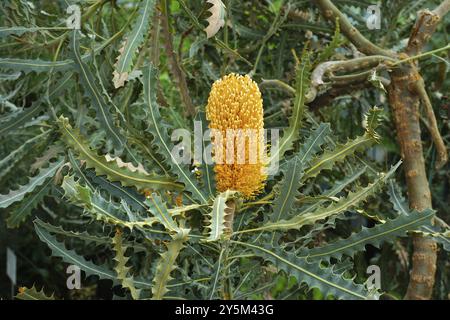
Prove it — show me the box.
[394,0,450,299]
[387,64,438,299]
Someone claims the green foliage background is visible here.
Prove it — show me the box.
[0,0,448,300]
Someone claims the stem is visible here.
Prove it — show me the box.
[406,0,450,57]
[392,43,450,66]
[315,0,396,58]
[259,79,295,95]
[249,0,287,76]
[160,0,196,116]
[311,55,396,87]
[149,9,161,67]
[413,78,448,169]
[221,199,237,300]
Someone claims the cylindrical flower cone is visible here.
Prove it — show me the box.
[206,73,267,199]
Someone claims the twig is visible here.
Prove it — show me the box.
[259,79,295,95]
[149,9,161,67]
[249,1,288,76]
[406,0,450,56]
[315,0,396,58]
[311,55,396,87]
[413,78,448,169]
[177,0,252,66]
[160,0,196,116]
[309,82,373,111]
[393,43,450,66]
[434,0,450,17]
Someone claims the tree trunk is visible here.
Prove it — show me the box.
[387,64,438,299]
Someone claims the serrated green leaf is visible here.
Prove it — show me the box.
[0,27,123,74]
[362,107,383,140]
[274,50,311,160]
[0,130,50,180]
[298,165,366,215]
[270,123,331,223]
[204,190,237,242]
[69,147,150,216]
[233,241,372,300]
[0,71,21,81]
[61,175,160,230]
[34,221,117,282]
[251,161,401,233]
[16,286,55,300]
[152,235,186,299]
[0,104,44,137]
[388,180,450,252]
[0,15,140,74]
[297,209,435,261]
[34,219,153,288]
[0,158,64,208]
[270,157,304,223]
[0,72,72,137]
[303,107,381,180]
[304,134,376,180]
[34,217,111,247]
[0,26,69,38]
[113,0,156,87]
[70,30,125,151]
[67,149,95,189]
[145,192,182,235]
[112,230,141,299]
[58,116,180,192]
[387,180,409,215]
[315,18,343,64]
[195,112,216,197]
[7,178,52,228]
[0,58,74,73]
[142,64,208,204]
[85,170,148,213]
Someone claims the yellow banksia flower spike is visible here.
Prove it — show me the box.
[206,73,267,199]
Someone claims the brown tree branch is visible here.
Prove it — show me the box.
[160,0,196,116]
[315,0,396,58]
[311,55,395,87]
[406,0,450,57]
[259,79,296,95]
[309,82,373,111]
[413,78,448,169]
[434,0,450,17]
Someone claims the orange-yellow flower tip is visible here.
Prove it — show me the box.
[206,73,267,199]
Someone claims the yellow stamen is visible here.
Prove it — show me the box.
[206,74,267,199]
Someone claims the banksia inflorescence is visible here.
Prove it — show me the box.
[206,73,267,199]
